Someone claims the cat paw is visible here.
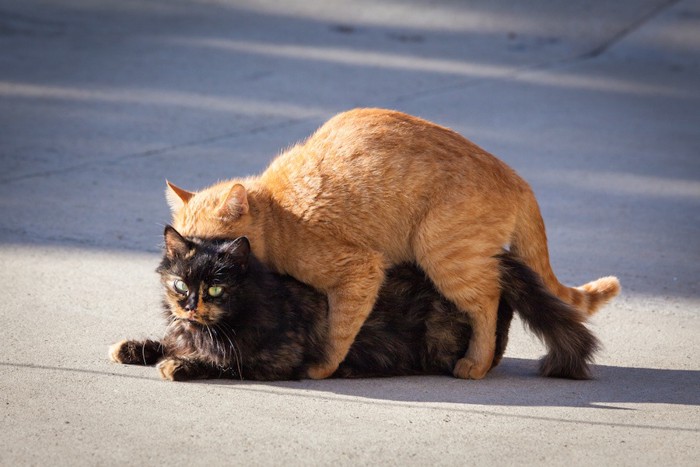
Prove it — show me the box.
[109,340,128,364]
[453,357,490,380]
[307,363,338,380]
[157,359,186,381]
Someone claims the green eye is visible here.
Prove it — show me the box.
[208,286,224,297]
[173,280,189,294]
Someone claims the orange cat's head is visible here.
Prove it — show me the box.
[166,180,257,245]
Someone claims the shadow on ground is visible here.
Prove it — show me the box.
[4,357,698,409]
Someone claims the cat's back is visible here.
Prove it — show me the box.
[260,108,522,253]
[265,108,518,195]
[270,108,484,173]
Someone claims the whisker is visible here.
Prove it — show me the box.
[205,323,226,372]
[216,322,243,379]
[163,316,180,337]
[141,341,148,365]
[205,324,212,346]
[215,324,234,365]
[211,325,227,366]
[211,326,226,365]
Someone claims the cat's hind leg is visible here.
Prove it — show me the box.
[450,290,499,380]
[109,339,164,366]
[413,211,508,380]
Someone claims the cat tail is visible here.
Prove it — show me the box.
[497,252,600,379]
[509,191,620,316]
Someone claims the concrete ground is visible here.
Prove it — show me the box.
[1,0,698,464]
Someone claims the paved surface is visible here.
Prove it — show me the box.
[1,0,698,465]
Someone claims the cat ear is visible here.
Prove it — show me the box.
[163,225,190,258]
[165,180,194,212]
[219,236,251,261]
[218,183,249,220]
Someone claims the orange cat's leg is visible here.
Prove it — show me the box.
[414,215,505,380]
[452,294,499,379]
[306,249,387,380]
[425,258,500,380]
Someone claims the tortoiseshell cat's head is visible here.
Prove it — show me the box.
[157,226,250,326]
[153,225,328,379]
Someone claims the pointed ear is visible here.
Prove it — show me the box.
[163,225,190,258]
[165,180,194,212]
[218,183,249,219]
[219,236,251,262]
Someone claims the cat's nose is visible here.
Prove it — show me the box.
[184,294,198,311]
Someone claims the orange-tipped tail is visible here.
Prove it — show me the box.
[573,276,621,315]
[510,185,621,316]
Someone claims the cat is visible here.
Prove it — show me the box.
[165,108,620,380]
[109,226,599,381]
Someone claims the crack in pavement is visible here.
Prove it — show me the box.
[579,0,680,59]
[0,117,313,185]
[390,0,682,104]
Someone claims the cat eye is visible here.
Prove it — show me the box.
[208,286,224,297]
[173,280,189,294]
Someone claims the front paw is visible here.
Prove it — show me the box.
[109,339,161,365]
[307,363,339,380]
[109,340,131,364]
[157,359,188,381]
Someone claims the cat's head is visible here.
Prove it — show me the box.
[166,180,255,241]
[157,225,250,326]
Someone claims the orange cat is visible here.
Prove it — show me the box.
[167,108,620,380]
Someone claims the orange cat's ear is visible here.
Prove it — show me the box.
[218,183,249,219]
[165,180,194,212]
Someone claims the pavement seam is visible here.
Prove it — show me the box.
[0,117,312,185]
[389,0,683,104]
[578,0,681,59]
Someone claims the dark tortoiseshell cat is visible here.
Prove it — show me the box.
[110,227,599,381]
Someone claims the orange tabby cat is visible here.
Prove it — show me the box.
[167,108,620,380]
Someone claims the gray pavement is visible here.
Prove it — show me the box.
[1,0,699,465]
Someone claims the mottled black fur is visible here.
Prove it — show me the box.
[496,253,600,379]
[111,226,598,381]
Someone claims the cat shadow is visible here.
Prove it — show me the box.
[209,357,700,409]
[4,358,697,410]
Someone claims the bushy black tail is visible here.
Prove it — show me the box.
[497,253,600,379]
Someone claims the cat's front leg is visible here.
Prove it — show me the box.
[157,358,220,381]
[306,250,387,380]
[109,339,164,366]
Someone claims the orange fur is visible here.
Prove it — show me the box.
[167,108,620,379]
